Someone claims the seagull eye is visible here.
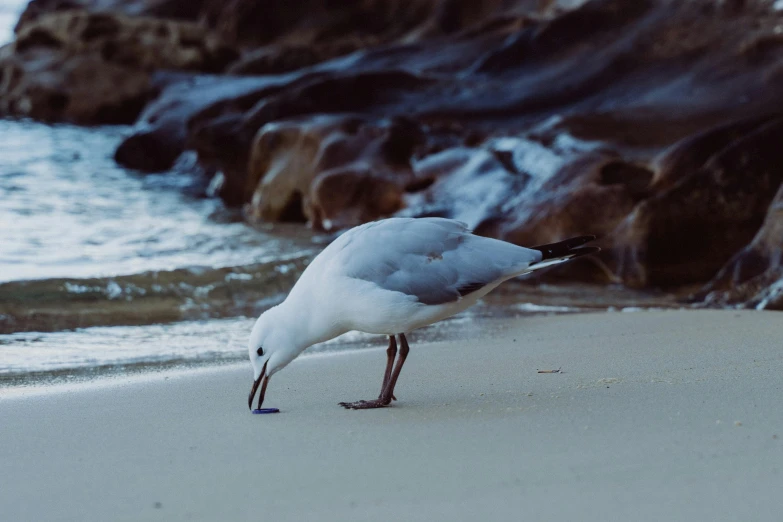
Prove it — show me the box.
[256,347,264,357]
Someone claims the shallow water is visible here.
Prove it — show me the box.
[0,121,316,282]
[0,302,588,388]
[0,279,676,385]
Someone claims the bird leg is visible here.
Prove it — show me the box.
[339,333,410,410]
[379,335,397,398]
[382,333,409,403]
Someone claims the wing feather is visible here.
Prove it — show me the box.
[333,218,540,305]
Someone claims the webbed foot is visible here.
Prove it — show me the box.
[339,398,391,410]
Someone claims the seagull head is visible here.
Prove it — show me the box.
[247,307,301,410]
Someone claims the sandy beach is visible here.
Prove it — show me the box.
[1,309,782,521]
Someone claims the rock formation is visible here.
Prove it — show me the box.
[5,0,783,307]
[1,9,236,123]
[700,184,783,310]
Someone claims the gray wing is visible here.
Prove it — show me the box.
[332,217,542,305]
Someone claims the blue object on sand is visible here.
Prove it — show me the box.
[252,408,280,414]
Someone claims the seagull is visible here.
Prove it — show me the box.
[248,217,598,410]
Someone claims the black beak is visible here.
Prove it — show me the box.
[248,361,269,410]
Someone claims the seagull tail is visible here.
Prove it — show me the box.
[525,236,600,272]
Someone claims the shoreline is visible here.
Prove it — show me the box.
[2,309,782,521]
[0,284,679,381]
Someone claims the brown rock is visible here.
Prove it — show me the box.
[182,69,432,198]
[0,46,151,123]
[1,10,237,124]
[701,184,783,310]
[227,45,350,76]
[399,138,647,282]
[116,74,293,172]
[499,155,649,246]
[245,115,349,222]
[15,0,206,32]
[16,11,236,72]
[131,0,783,200]
[310,167,405,231]
[611,117,783,288]
[245,115,424,229]
[18,0,536,48]
[201,0,435,47]
[403,137,646,239]
[16,0,783,298]
[14,0,85,33]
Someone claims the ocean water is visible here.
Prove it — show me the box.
[0,121,314,282]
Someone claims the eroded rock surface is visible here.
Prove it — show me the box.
[245,115,423,229]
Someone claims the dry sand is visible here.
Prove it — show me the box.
[1,310,782,521]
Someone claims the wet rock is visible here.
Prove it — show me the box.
[0,47,151,123]
[15,0,206,32]
[245,115,424,229]
[117,65,431,173]
[19,11,235,71]
[398,137,645,282]
[310,167,406,231]
[403,146,527,230]
[1,10,237,124]
[10,0,783,301]
[184,69,433,194]
[701,184,783,310]
[611,117,783,288]
[227,45,350,76]
[499,156,650,249]
[200,0,435,47]
[135,0,783,181]
[245,115,361,222]
[115,74,287,171]
[14,0,84,33]
[139,0,208,21]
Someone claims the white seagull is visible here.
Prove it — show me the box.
[248,217,598,410]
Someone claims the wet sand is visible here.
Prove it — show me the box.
[1,310,782,521]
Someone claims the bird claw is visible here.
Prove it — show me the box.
[339,399,391,410]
